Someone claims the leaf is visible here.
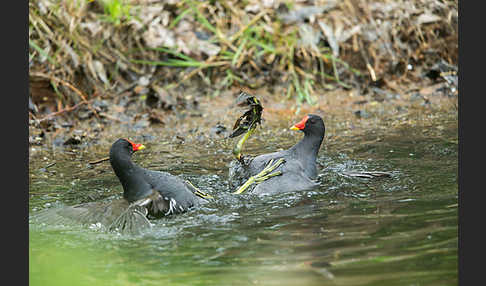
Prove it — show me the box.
[417,13,442,25]
[318,21,339,57]
[93,60,109,85]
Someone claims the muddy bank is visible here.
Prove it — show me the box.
[29,79,457,173]
[29,0,458,142]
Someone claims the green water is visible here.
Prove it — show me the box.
[29,120,458,286]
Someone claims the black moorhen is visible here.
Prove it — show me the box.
[229,114,325,195]
[33,138,211,234]
[109,138,212,216]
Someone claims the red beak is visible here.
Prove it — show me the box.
[290,115,308,131]
[126,139,146,151]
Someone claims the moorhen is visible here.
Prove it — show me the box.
[229,112,326,196]
[32,138,211,234]
[109,138,212,216]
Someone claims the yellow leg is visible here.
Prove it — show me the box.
[232,126,256,160]
[185,180,214,199]
[233,158,285,194]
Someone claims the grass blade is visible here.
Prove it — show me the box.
[131,59,203,67]
[29,40,55,65]
[148,47,197,62]
[169,7,192,29]
[232,37,248,67]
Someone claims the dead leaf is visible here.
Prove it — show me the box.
[338,25,361,43]
[143,19,176,48]
[93,60,108,85]
[417,13,442,25]
[63,42,79,68]
[298,24,321,52]
[318,21,339,57]
[80,21,102,37]
[281,5,335,24]
[197,40,221,57]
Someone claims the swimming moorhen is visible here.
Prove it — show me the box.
[32,138,211,234]
[229,114,325,195]
[109,138,213,216]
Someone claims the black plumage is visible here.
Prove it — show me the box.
[229,114,325,195]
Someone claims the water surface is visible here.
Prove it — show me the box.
[29,115,458,286]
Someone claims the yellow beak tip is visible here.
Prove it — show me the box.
[290,126,299,131]
[138,145,146,150]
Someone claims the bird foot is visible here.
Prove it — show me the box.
[233,158,285,194]
[185,180,214,199]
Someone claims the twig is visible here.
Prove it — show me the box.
[30,72,100,119]
[357,38,377,82]
[229,10,268,43]
[45,162,56,169]
[98,112,124,122]
[366,63,377,82]
[88,157,110,165]
[38,100,91,122]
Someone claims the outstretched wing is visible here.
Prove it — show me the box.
[31,198,153,235]
[108,204,151,234]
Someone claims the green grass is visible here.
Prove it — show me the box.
[29,0,363,108]
[101,0,131,26]
[29,40,56,66]
[124,0,361,105]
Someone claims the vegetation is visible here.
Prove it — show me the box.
[29,0,457,115]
